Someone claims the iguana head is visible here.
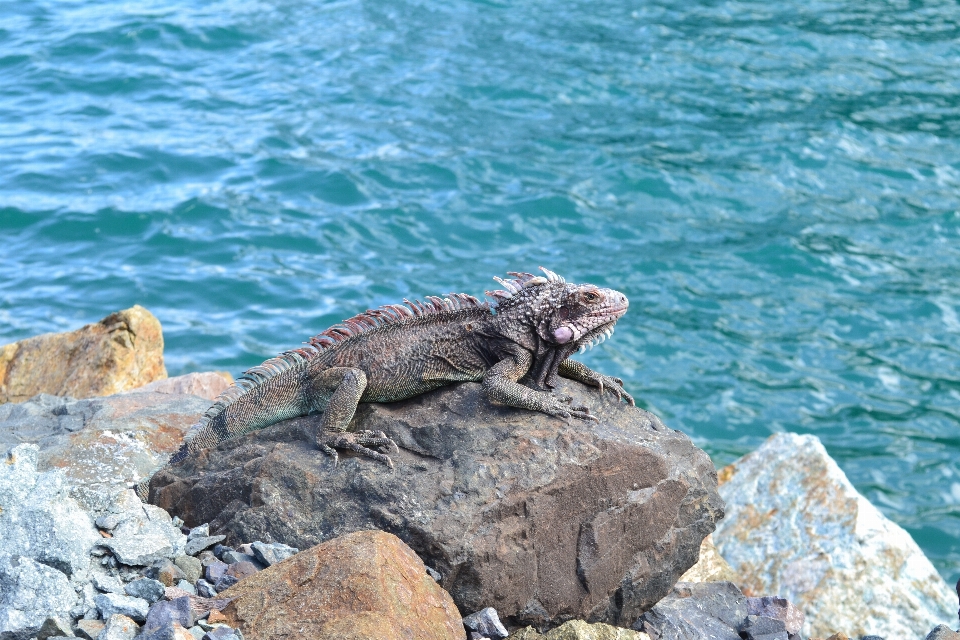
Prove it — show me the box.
[486,267,629,353]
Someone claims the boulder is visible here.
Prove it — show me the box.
[0,305,166,404]
[0,389,224,508]
[714,433,956,640]
[147,378,723,627]
[0,555,78,640]
[0,444,100,579]
[0,377,222,496]
[218,530,466,640]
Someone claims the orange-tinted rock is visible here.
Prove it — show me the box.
[677,534,738,584]
[219,530,465,640]
[135,372,232,401]
[0,305,167,404]
[0,388,212,493]
[206,610,228,624]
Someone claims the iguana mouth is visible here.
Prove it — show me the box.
[577,320,619,353]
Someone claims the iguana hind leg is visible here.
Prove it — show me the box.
[307,367,399,468]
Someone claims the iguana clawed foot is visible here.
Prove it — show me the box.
[542,395,599,423]
[320,429,400,469]
[581,372,635,406]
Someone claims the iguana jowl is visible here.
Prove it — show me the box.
[141,268,632,497]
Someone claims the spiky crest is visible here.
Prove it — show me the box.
[187,291,488,442]
[484,266,564,306]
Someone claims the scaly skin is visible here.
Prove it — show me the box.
[137,268,633,501]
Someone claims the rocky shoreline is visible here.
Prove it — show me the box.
[0,308,957,640]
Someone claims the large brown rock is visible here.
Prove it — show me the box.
[148,378,723,629]
[218,530,466,640]
[0,305,167,404]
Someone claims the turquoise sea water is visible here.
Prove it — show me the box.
[2,0,960,581]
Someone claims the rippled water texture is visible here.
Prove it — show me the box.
[2,0,960,579]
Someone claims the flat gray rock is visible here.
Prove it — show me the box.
[633,581,799,640]
[148,378,723,627]
[0,386,212,495]
[184,535,225,556]
[250,541,298,566]
[0,444,99,579]
[94,593,149,623]
[0,555,78,640]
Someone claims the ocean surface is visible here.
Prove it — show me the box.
[2,0,960,581]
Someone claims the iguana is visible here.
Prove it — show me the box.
[137,268,632,500]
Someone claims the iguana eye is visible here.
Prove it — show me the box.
[583,291,601,303]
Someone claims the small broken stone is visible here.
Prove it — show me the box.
[186,536,226,557]
[220,550,260,567]
[206,610,228,624]
[204,560,228,584]
[174,555,203,584]
[92,573,126,594]
[927,626,960,640]
[176,579,197,595]
[36,616,73,639]
[225,561,259,581]
[142,596,196,636]
[213,574,240,592]
[95,592,150,622]
[187,524,210,540]
[75,618,105,640]
[462,607,509,639]
[202,626,240,640]
[157,560,187,587]
[212,544,232,559]
[125,578,166,604]
[98,613,140,640]
[250,541,298,567]
[196,579,218,598]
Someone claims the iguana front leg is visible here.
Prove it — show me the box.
[483,350,597,422]
[307,367,399,468]
[558,359,635,406]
